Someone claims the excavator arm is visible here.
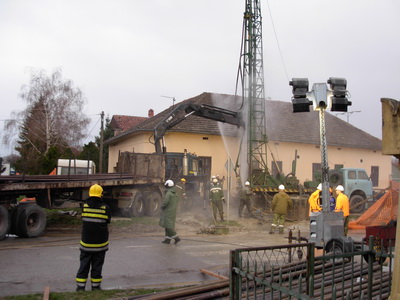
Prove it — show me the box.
[154,103,242,153]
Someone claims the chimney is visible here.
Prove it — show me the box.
[148,109,154,118]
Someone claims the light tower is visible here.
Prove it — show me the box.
[290,77,352,248]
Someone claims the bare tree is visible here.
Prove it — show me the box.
[3,68,90,174]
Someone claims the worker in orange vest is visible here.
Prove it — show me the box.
[334,185,350,236]
[308,183,322,216]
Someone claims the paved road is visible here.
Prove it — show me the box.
[0,229,292,297]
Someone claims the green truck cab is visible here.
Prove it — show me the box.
[329,168,373,213]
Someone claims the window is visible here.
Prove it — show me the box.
[312,163,322,182]
[348,171,356,179]
[371,166,379,187]
[334,164,344,170]
[358,170,369,180]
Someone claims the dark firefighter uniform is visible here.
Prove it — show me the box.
[159,180,181,244]
[209,179,225,222]
[76,184,111,291]
[239,181,252,217]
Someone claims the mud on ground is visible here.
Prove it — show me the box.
[45,204,310,239]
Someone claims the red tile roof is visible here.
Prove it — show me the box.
[110,115,148,135]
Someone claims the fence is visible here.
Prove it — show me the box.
[230,237,394,299]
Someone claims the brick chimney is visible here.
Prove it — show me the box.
[148,109,154,118]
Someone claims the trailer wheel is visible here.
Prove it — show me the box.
[325,239,351,263]
[145,191,162,217]
[0,205,11,240]
[363,252,386,265]
[127,192,146,218]
[350,194,365,214]
[15,204,46,238]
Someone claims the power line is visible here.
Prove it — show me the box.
[266,0,290,82]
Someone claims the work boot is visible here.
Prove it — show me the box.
[92,286,102,291]
[76,287,85,292]
[269,226,275,234]
[162,238,171,244]
[279,227,284,234]
[174,236,181,244]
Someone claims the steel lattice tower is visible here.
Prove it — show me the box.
[242,0,269,186]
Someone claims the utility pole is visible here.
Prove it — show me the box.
[99,111,104,174]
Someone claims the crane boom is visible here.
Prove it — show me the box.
[154,103,241,154]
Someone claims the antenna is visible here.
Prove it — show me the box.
[335,110,361,123]
[161,95,176,108]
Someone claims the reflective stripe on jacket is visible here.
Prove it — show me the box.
[80,197,111,252]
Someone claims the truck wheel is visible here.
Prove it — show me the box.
[127,192,146,218]
[350,195,365,214]
[145,191,162,217]
[15,204,46,238]
[0,205,11,240]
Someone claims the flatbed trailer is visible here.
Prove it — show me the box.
[0,153,166,240]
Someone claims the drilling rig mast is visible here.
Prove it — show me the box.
[240,0,269,187]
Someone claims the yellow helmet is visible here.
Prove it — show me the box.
[89,184,103,198]
[181,178,186,182]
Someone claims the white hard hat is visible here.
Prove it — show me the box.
[317,183,322,191]
[245,181,250,186]
[336,185,344,192]
[211,175,216,179]
[278,184,285,190]
[165,179,174,187]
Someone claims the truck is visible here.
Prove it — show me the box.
[329,167,374,213]
[0,151,210,240]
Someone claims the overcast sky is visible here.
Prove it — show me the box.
[1,0,399,157]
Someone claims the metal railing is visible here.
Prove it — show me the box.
[230,237,394,299]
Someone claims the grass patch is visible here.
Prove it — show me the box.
[2,288,162,300]
[226,220,241,227]
[45,208,82,226]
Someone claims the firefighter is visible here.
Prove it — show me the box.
[175,178,186,210]
[308,183,322,216]
[270,184,292,234]
[239,181,252,217]
[209,178,225,222]
[76,184,111,291]
[159,179,180,244]
[334,185,350,236]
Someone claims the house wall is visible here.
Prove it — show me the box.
[108,132,391,190]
